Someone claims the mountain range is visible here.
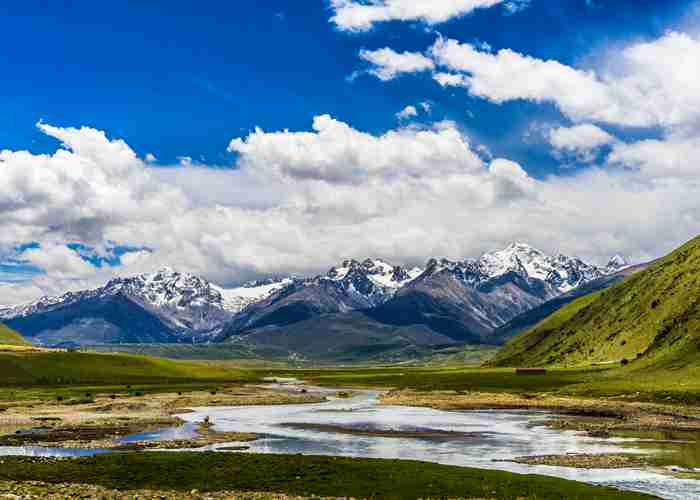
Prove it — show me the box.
[0,243,630,356]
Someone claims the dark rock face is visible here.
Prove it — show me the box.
[4,293,179,346]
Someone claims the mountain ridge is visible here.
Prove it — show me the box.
[0,244,626,350]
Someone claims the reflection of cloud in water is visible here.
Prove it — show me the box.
[179,390,700,500]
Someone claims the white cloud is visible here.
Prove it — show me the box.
[228,114,485,184]
[3,115,700,304]
[396,105,418,120]
[396,103,431,120]
[503,0,531,15]
[22,244,95,279]
[549,124,616,161]
[145,153,157,163]
[429,32,700,130]
[359,48,435,81]
[177,156,193,167]
[330,0,507,32]
[608,134,700,179]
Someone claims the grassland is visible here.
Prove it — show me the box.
[0,351,253,387]
[0,453,656,499]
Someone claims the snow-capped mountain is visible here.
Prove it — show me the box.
[605,254,630,274]
[1,244,626,349]
[0,268,292,345]
[423,243,607,294]
[321,258,423,304]
[223,259,423,335]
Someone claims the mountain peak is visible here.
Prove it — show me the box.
[606,254,630,272]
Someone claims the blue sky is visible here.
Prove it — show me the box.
[1,0,700,302]
[1,1,689,174]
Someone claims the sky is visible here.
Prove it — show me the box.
[1,0,700,303]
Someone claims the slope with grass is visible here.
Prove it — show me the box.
[0,351,253,387]
[492,235,700,368]
[0,323,30,347]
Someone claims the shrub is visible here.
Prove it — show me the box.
[621,358,630,366]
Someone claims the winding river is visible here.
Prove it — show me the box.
[178,384,700,500]
[2,382,700,499]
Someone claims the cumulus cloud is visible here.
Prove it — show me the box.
[228,114,485,184]
[396,105,418,120]
[549,124,616,152]
[608,134,700,179]
[549,124,617,162]
[396,102,431,121]
[330,0,507,32]
[359,48,435,81]
[3,114,700,305]
[429,32,700,130]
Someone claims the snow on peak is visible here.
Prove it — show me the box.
[606,254,630,272]
[325,258,420,290]
[422,244,611,293]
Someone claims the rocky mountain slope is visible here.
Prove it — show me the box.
[225,244,624,345]
[491,236,700,368]
[223,259,421,335]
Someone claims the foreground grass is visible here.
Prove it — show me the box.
[0,453,656,499]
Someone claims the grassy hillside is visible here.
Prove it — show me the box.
[0,323,30,346]
[0,351,254,387]
[492,235,700,368]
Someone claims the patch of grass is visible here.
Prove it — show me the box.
[0,323,30,347]
[0,453,655,499]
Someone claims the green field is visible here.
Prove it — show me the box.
[0,453,656,499]
[0,350,255,401]
[269,365,598,392]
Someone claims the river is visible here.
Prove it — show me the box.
[178,384,700,500]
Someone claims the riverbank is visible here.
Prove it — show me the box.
[380,389,700,434]
[0,384,321,450]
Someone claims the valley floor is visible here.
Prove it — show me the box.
[2,351,700,498]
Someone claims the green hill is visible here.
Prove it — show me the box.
[0,323,30,346]
[492,235,700,368]
[0,351,253,388]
